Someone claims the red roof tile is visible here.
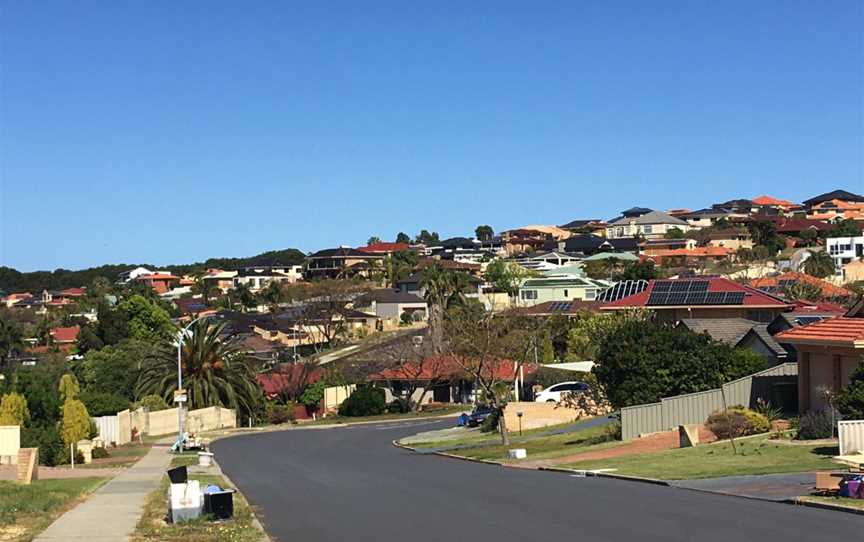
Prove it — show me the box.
[749,272,853,299]
[59,288,86,297]
[776,317,864,346]
[257,365,324,397]
[791,299,848,314]
[601,277,792,310]
[136,273,179,281]
[752,195,797,208]
[357,242,411,254]
[50,325,80,343]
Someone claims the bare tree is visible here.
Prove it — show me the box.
[286,280,371,352]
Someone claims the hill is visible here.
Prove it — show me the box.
[0,248,306,293]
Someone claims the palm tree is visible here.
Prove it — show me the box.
[803,250,836,279]
[0,318,24,368]
[136,320,262,419]
[421,264,471,354]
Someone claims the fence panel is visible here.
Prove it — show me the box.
[662,389,724,427]
[91,416,119,445]
[839,420,864,456]
[0,425,20,464]
[621,402,663,440]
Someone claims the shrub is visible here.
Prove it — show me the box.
[338,386,386,417]
[80,391,130,417]
[796,410,834,440]
[387,399,410,414]
[480,408,501,433]
[21,425,63,466]
[135,394,171,412]
[265,403,295,425]
[55,446,85,466]
[400,311,413,326]
[836,360,864,420]
[91,447,110,459]
[754,398,783,423]
[706,406,770,439]
[0,392,30,426]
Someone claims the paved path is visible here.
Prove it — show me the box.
[34,444,172,541]
[212,419,864,542]
[671,472,816,502]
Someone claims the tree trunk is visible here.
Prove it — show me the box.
[498,406,510,446]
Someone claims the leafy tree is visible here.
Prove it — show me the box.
[415,230,441,245]
[614,261,657,281]
[299,380,326,410]
[135,394,171,411]
[803,250,836,279]
[664,227,685,239]
[0,317,23,367]
[836,359,864,420]
[338,385,385,417]
[388,250,419,286]
[79,340,150,400]
[80,391,130,417]
[58,373,80,403]
[0,392,30,425]
[395,232,411,244]
[566,311,648,362]
[96,301,129,345]
[828,219,862,238]
[367,236,381,245]
[797,229,818,246]
[258,281,285,313]
[230,283,257,311]
[483,260,530,297]
[747,220,785,255]
[421,264,472,354]
[136,320,263,420]
[594,320,767,409]
[60,399,91,446]
[583,260,614,280]
[121,295,174,341]
[475,225,494,242]
[13,366,61,424]
[76,325,104,354]
[782,281,823,302]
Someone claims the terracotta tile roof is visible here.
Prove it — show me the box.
[137,273,179,281]
[648,247,731,258]
[749,272,854,299]
[50,325,80,343]
[257,365,324,397]
[752,195,797,208]
[776,317,864,347]
[368,356,535,383]
[59,288,86,297]
[601,277,792,309]
[357,242,411,254]
[791,299,848,314]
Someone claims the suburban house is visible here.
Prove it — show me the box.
[50,325,80,351]
[601,277,794,323]
[558,219,607,236]
[117,266,153,283]
[803,190,864,221]
[643,246,733,267]
[555,234,639,256]
[766,217,836,237]
[704,229,753,250]
[678,318,787,365]
[233,265,302,292]
[201,269,238,293]
[517,273,610,307]
[2,292,33,308]
[429,237,489,262]
[500,229,554,255]
[826,235,864,276]
[304,247,385,279]
[134,273,180,294]
[776,316,864,413]
[172,297,214,318]
[513,251,580,271]
[752,195,801,215]
[639,238,698,256]
[354,289,428,322]
[605,209,691,240]
[681,208,739,228]
[749,272,854,303]
[357,242,412,256]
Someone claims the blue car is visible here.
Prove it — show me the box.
[466,405,493,428]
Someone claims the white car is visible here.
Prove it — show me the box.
[534,381,589,403]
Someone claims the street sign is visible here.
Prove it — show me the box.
[174,390,187,403]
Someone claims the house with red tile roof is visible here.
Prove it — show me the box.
[776,317,864,412]
[642,246,733,267]
[50,325,80,344]
[749,272,854,302]
[134,273,180,294]
[357,242,412,255]
[600,277,794,323]
[752,195,800,212]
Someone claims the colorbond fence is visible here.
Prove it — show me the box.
[621,363,798,441]
[0,425,20,464]
[92,415,120,445]
[839,420,864,456]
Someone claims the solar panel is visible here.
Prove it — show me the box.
[691,280,709,292]
[596,280,648,302]
[646,292,668,306]
[685,292,708,305]
[795,316,825,325]
[723,292,745,305]
[652,281,672,293]
[549,302,572,312]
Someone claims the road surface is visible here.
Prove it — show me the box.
[213,420,862,541]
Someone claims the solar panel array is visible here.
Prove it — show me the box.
[548,302,573,312]
[596,280,648,302]
[794,316,826,326]
[646,280,746,306]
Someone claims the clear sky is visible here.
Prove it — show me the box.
[1,1,862,271]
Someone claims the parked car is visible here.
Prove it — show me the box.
[466,405,493,427]
[534,381,589,403]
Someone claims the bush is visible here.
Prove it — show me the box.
[338,386,386,417]
[135,394,171,412]
[21,425,64,466]
[386,399,410,414]
[796,410,835,440]
[80,391,130,417]
[706,406,770,439]
[480,408,501,433]
[0,392,30,425]
[91,447,110,459]
[55,446,85,466]
[265,403,295,425]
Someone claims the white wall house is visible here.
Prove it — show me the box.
[517,275,610,307]
[827,236,864,276]
[606,210,691,240]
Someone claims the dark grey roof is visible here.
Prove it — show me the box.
[679,318,786,357]
[562,234,639,253]
[440,237,480,249]
[803,189,864,206]
[608,210,688,227]
[559,219,602,229]
[357,289,426,305]
[308,247,381,258]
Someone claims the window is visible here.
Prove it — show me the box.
[520,290,537,300]
[643,225,653,234]
[585,289,596,300]
[563,289,568,298]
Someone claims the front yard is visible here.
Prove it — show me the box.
[558,436,839,480]
[0,477,107,542]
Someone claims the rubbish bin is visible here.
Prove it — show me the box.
[204,489,235,519]
[167,465,188,484]
[198,451,214,467]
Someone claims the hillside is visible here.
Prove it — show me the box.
[0,248,306,293]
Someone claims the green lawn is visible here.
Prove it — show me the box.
[0,477,107,541]
[131,474,262,542]
[799,495,864,511]
[559,437,839,480]
[451,424,622,462]
[170,453,201,468]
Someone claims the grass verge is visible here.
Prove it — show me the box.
[798,495,864,511]
[131,473,262,542]
[450,424,621,462]
[0,477,107,542]
[169,453,202,468]
[558,436,839,480]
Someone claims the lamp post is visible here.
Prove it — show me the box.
[175,316,205,452]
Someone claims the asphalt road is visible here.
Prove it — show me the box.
[213,419,863,541]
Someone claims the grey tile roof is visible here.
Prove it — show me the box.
[608,210,689,227]
[679,318,786,357]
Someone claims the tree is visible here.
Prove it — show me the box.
[258,281,285,313]
[747,220,785,255]
[421,264,472,355]
[13,366,61,425]
[797,229,818,246]
[0,317,23,367]
[58,373,80,403]
[367,236,381,245]
[78,340,151,400]
[60,399,91,446]
[803,250,836,279]
[415,230,441,245]
[836,359,864,420]
[135,394,171,411]
[96,301,129,346]
[0,392,30,425]
[76,325,104,354]
[593,320,768,409]
[80,391,129,417]
[136,320,263,420]
[230,283,257,311]
[483,260,531,299]
[475,225,494,242]
[664,227,685,239]
[782,281,823,302]
[299,380,326,411]
[120,294,174,341]
[388,250,419,286]
[614,261,657,281]
[395,232,411,244]
[828,219,862,238]
[566,311,649,362]
[288,280,371,350]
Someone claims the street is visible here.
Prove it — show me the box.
[213,420,863,541]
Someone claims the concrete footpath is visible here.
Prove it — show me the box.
[34,443,172,541]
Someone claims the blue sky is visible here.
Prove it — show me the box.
[1,1,862,271]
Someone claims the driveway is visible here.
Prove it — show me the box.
[212,420,862,541]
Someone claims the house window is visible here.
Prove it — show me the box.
[643,225,653,234]
[585,289,596,300]
[520,290,537,300]
[563,289,568,298]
